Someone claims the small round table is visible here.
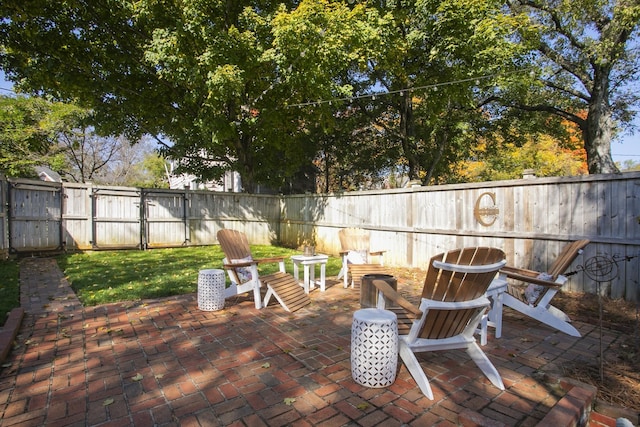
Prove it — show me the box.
[198,269,226,311]
[351,308,398,388]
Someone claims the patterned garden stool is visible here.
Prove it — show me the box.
[198,269,226,311]
[351,308,398,387]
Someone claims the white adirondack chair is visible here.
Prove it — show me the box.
[373,247,507,399]
[217,229,310,312]
[500,240,590,337]
[337,227,389,288]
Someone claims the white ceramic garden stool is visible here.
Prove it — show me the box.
[351,308,398,388]
[198,269,226,311]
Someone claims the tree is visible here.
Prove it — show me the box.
[61,130,168,187]
[458,131,588,182]
[0,94,166,185]
[498,0,640,174]
[4,0,630,192]
[0,95,74,177]
[0,0,329,193]
[618,158,640,171]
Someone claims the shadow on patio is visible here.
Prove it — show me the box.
[0,257,632,426]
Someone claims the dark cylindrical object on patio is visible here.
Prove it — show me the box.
[360,274,397,308]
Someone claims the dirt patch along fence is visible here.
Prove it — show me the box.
[1,172,639,301]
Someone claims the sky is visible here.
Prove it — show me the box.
[1,71,638,164]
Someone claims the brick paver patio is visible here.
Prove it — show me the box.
[0,257,629,426]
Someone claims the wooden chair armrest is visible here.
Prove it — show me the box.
[372,280,423,317]
[501,265,539,278]
[500,266,562,288]
[254,256,285,264]
[223,260,257,268]
[369,250,386,256]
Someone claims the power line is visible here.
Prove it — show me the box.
[285,69,527,108]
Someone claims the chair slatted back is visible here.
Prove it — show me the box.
[418,247,505,339]
[422,247,505,301]
[338,228,370,253]
[217,229,252,261]
[547,240,590,279]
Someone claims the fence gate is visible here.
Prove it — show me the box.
[142,189,190,248]
[92,188,142,249]
[9,181,63,253]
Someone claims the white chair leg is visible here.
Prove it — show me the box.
[503,293,581,337]
[535,309,581,337]
[547,304,572,322]
[466,342,504,391]
[399,342,434,400]
[253,282,263,309]
[263,286,274,309]
[479,314,488,346]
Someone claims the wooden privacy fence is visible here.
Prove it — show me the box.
[2,179,281,253]
[1,172,639,301]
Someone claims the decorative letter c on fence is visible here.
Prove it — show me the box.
[474,192,499,227]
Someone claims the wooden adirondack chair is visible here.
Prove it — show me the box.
[500,239,590,337]
[337,227,390,288]
[217,229,310,312]
[372,247,507,399]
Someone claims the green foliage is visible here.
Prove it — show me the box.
[1,0,637,188]
[0,259,20,327]
[499,0,640,174]
[0,95,166,186]
[458,133,588,182]
[131,153,170,188]
[618,159,640,172]
[58,246,342,306]
[0,95,84,177]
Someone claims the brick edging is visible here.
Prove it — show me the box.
[536,380,596,427]
[0,307,25,365]
[457,378,597,427]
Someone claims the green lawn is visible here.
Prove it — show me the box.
[57,246,343,306]
[0,259,20,327]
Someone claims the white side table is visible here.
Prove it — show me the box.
[291,254,329,293]
[351,308,398,388]
[480,276,508,345]
[198,269,226,311]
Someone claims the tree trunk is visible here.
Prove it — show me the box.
[399,94,420,179]
[234,132,256,193]
[584,68,619,175]
[424,128,447,184]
